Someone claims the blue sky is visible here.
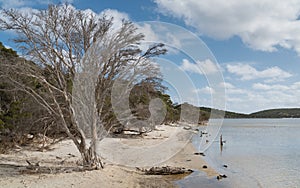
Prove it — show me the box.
[1,0,300,114]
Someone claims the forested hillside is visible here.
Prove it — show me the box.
[200,107,300,119]
[249,108,300,118]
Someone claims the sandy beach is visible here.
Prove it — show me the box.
[0,124,218,188]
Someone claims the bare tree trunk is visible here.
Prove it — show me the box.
[86,103,103,169]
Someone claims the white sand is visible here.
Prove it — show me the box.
[0,124,218,188]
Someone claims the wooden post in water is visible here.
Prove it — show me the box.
[220,134,223,146]
[220,134,223,153]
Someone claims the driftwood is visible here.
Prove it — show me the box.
[20,160,99,174]
[194,152,205,156]
[138,166,193,175]
[20,165,97,174]
[183,126,191,130]
[217,174,227,180]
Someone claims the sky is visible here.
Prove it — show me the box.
[0,0,300,114]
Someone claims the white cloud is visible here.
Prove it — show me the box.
[220,80,300,113]
[136,23,164,52]
[97,9,131,38]
[193,86,215,95]
[291,82,300,90]
[136,23,184,53]
[165,32,182,49]
[0,0,27,8]
[180,58,219,75]
[219,82,247,95]
[154,0,300,54]
[220,82,235,89]
[100,9,129,29]
[252,83,290,90]
[3,44,13,49]
[226,63,292,82]
[137,23,159,42]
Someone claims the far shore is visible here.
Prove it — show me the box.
[0,124,218,188]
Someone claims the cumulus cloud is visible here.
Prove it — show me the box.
[154,0,300,54]
[97,9,131,36]
[100,9,129,28]
[137,23,159,42]
[250,82,300,110]
[291,82,300,90]
[0,0,27,8]
[222,81,300,113]
[252,83,290,90]
[136,23,188,53]
[193,86,215,95]
[219,82,235,89]
[180,58,219,75]
[226,63,292,82]
[219,82,247,94]
[219,62,298,113]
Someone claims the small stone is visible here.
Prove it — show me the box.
[223,164,228,168]
[202,165,207,169]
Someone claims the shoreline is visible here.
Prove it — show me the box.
[0,124,220,188]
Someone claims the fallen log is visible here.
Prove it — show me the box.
[140,166,193,175]
[20,160,100,174]
[20,165,100,174]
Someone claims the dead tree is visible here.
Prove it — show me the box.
[0,4,166,168]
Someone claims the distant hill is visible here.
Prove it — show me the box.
[177,105,300,119]
[200,107,300,119]
[199,107,249,119]
[249,108,300,118]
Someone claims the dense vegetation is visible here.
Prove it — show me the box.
[0,43,67,151]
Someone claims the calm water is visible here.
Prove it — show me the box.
[177,119,300,188]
